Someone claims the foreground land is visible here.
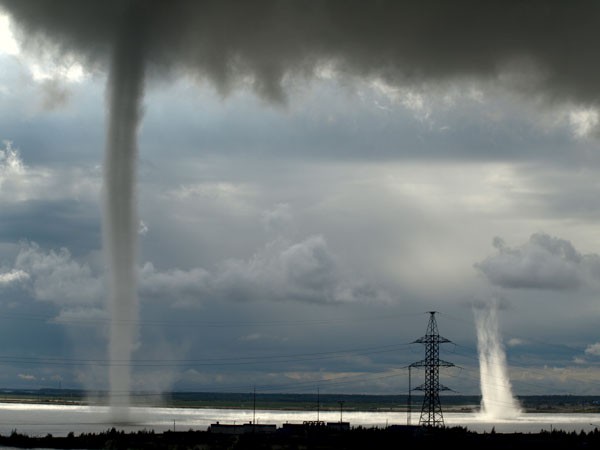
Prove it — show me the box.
[2,425,600,449]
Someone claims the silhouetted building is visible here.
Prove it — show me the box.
[208,422,276,434]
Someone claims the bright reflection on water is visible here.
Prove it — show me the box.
[0,403,599,437]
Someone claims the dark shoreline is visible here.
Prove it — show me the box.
[2,389,600,414]
[2,425,600,450]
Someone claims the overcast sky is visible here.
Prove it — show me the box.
[1,1,600,403]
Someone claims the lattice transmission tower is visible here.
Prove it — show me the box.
[410,311,454,427]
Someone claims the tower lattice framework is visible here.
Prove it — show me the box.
[410,311,454,427]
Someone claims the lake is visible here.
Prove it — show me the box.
[1,402,599,437]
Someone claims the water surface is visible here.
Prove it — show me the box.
[1,403,598,437]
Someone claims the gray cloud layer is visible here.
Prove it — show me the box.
[3,1,600,395]
[2,0,600,106]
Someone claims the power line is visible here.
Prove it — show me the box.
[0,311,425,328]
[0,342,414,368]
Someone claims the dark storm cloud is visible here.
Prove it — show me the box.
[475,233,600,290]
[2,0,600,105]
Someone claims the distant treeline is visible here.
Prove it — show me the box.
[2,425,600,450]
[1,389,600,412]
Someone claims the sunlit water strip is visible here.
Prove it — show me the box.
[1,403,599,437]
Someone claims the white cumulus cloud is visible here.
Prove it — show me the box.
[585,342,600,357]
[139,235,388,306]
[0,141,100,203]
[475,233,600,291]
[0,268,29,286]
[14,241,103,306]
[569,107,599,138]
